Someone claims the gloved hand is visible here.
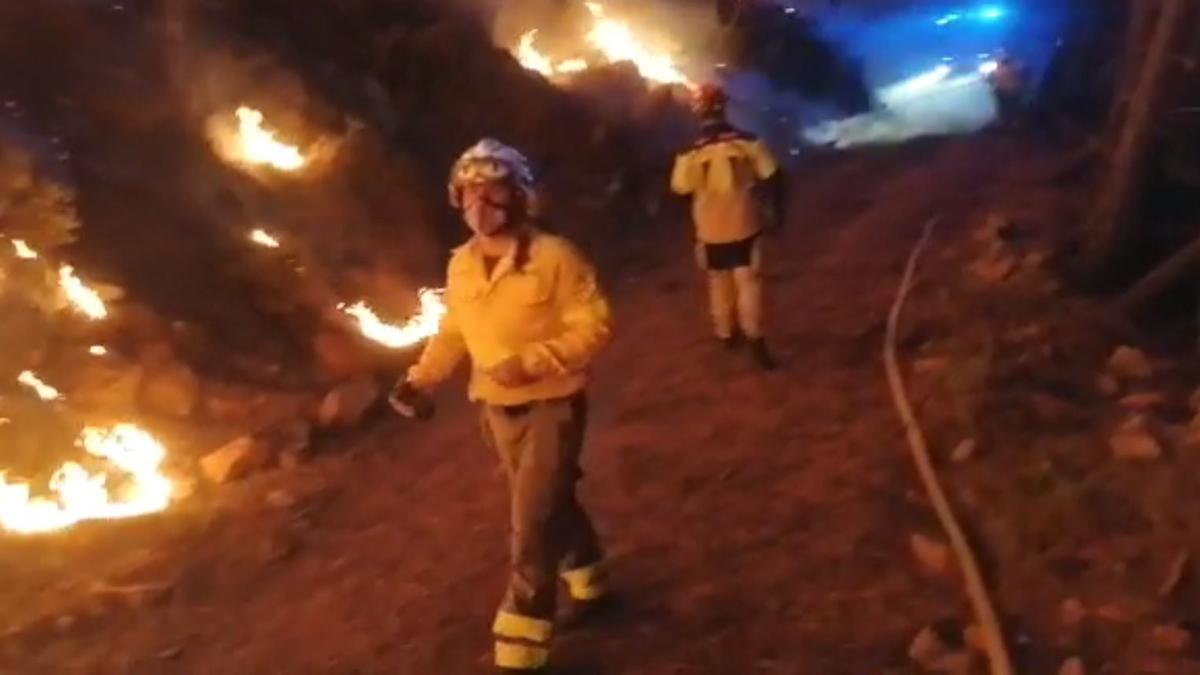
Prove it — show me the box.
[388,380,435,420]
[488,355,536,388]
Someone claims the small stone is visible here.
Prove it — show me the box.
[1110,421,1163,462]
[199,437,271,484]
[913,357,951,376]
[1096,374,1120,396]
[1107,346,1153,380]
[908,626,975,674]
[312,329,374,380]
[1059,656,1085,675]
[1151,625,1192,652]
[316,377,381,429]
[53,615,77,633]
[910,533,954,577]
[141,361,200,418]
[1119,392,1168,411]
[970,254,1018,283]
[951,438,977,463]
[1030,392,1085,425]
[266,490,297,510]
[1095,603,1132,622]
[1060,598,1088,628]
[1158,551,1189,597]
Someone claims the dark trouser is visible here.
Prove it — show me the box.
[481,393,604,671]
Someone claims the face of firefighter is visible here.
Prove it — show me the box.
[461,180,518,239]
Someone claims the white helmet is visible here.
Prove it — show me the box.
[447,138,537,209]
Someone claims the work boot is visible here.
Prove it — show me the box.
[558,593,623,632]
[748,338,777,371]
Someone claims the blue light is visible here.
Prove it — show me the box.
[978,6,1007,21]
[935,12,963,26]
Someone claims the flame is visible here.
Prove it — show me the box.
[583,3,693,87]
[249,228,281,248]
[89,345,108,356]
[511,2,693,88]
[233,107,306,171]
[11,239,38,260]
[0,424,173,535]
[341,288,447,349]
[17,371,61,401]
[58,265,108,320]
[518,31,594,77]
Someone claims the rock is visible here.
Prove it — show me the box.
[316,377,381,429]
[1151,625,1192,652]
[1096,374,1121,397]
[199,437,271,484]
[201,383,258,424]
[969,254,1017,283]
[266,490,297,509]
[140,361,200,418]
[53,614,77,633]
[1158,551,1189,597]
[951,438,977,463]
[913,357,951,376]
[1110,418,1163,462]
[1060,598,1088,628]
[312,328,374,380]
[1030,392,1086,426]
[1119,392,1168,411]
[1107,346,1153,380]
[70,360,144,413]
[910,533,954,577]
[1059,656,1085,675]
[908,626,975,674]
[1095,603,1132,623]
[256,419,310,457]
[164,470,197,502]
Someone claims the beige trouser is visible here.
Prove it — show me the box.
[695,238,764,339]
[481,393,605,672]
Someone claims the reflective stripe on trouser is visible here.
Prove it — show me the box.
[481,394,604,670]
[493,612,551,670]
[705,241,764,339]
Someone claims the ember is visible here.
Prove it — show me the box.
[249,228,282,248]
[11,238,38,260]
[17,370,61,401]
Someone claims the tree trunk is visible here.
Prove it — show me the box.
[1104,0,1160,144]
[1115,227,1200,313]
[1083,0,1191,278]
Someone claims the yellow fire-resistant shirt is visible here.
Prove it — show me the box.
[671,129,779,244]
[406,229,613,406]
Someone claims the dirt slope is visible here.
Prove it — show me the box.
[2,137,1027,675]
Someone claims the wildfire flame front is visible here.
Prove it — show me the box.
[511,2,693,89]
[342,288,447,349]
[58,265,109,320]
[17,371,61,401]
[0,424,174,535]
[233,107,306,172]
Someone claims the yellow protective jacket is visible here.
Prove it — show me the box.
[671,126,778,244]
[406,229,613,406]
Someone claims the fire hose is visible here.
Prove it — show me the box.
[883,217,1014,675]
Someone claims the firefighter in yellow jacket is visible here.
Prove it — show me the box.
[671,84,786,370]
[389,139,613,674]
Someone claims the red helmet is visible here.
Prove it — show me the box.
[692,83,728,116]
